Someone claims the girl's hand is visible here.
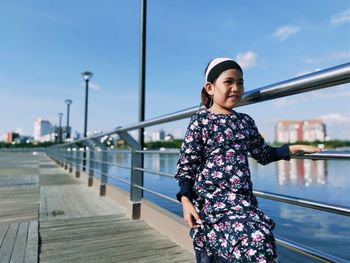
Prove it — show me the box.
[289,144,322,155]
[181,196,202,228]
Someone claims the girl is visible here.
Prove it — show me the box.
[175,57,320,263]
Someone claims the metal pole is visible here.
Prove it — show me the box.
[83,79,89,171]
[66,104,70,139]
[58,113,63,143]
[84,79,89,138]
[138,0,147,198]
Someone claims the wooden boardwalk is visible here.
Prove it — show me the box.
[0,151,195,263]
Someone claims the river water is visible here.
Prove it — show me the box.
[91,150,349,262]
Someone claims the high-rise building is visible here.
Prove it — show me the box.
[276,120,326,143]
[276,119,326,143]
[151,129,166,141]
[34,118,53,142]
[5,132,20,144]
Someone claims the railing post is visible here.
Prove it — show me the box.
[85,140,95,187]
[91,139,108,196]
[69,147,74,173]
[118,131,143,220]
[100,149,108,196]
[75,148,81,178]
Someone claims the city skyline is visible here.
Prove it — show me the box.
[1,1,349,142]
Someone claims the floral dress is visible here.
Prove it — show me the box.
[175,109,290,262]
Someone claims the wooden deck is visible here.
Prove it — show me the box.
[0,151,195,263]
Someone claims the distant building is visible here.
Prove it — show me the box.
[34,118,53,142]
[5,132,20,144]
[151,129,166,141]
[276,120,326,143]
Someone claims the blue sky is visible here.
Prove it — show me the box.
[1,0,349,142]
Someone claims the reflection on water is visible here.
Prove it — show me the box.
[277,159,327,186]
[91,151,349,262]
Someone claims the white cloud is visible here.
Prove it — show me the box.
[80,82,101,91]
[271,26,300,41]
[330,9,350,25]
[318,113,350,125]
[304,51,350,64]
[235,51,257,69]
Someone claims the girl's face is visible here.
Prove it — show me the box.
[205,69,244,114]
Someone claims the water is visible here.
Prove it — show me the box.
[89,150,350,262]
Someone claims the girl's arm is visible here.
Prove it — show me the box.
[289,144,321,155]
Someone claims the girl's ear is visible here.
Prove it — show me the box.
[204,82,215,96]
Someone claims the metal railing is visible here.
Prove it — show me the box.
[47,62,350,263]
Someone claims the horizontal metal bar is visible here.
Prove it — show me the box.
[133,184,179,204]
[276,236,348,263]
[53,63,350,145]
[254,189,350,216]
[292,151,350,160]
[135,149,180,154]
[107,175,131,185]
[134,167,174,178]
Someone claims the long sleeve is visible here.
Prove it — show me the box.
[175,113,206,202]
[245,114,290,165]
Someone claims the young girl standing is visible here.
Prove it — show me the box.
[175,57,320,263]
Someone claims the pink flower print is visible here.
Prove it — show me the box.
[185,135,193,143]
[227,193,236,202]
[202,169,209,176]
[233,247,241,259]
[219,237,227,247]
[256,257,267,263]
[214,201,225,209]
[246,249,257,257]
[225,151,234,162]
[225,165,233,172]
[215,133,224,143]
[234,222,243,231]
[213,124,218,132]
[214,155,224,166]
[219,119,226,125]
[185,148,193,154]
[208,230,216,242]
[212,171,223,179]
[251,231,265,243]
[230,176,240,185]
[217,222,225,231]
[233,205,242,212]
[237,154,245,164]
[207,162,214,168]
[202,118,208,125]
[224,128,232,137]
[241,200,250,207]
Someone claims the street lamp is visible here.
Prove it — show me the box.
[81,71,93,138]
[58,113,63,143]
[65,99,73,140]
[81,71,93,172]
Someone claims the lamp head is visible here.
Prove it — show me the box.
[65,99,73,106]
[81,71,93,81]
[58,113,63,118]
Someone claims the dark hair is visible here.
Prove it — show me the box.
[200,60,215,109]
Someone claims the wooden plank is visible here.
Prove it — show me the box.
[11,221,29,262]
[0,224,9,247]
[0,223,18,262]
[24,220,38,263]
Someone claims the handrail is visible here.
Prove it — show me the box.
[276,237,348,263]
[54,62,350,145]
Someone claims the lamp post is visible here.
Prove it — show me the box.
[81,71,93,172]
[81,71,93,138]
[65,99,72,140]
[58,113,63,143]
